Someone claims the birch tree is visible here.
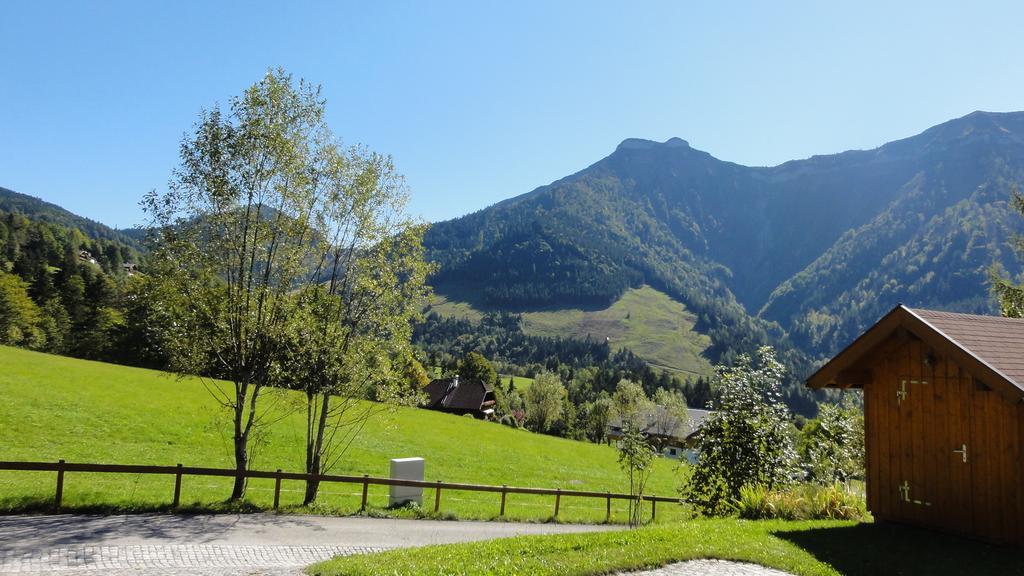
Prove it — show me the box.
[282,147,431,503]
[144,70,354,500]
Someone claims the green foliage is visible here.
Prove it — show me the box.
[685,347,797,515]
[143,69,436,501]
[0,272,45,348]
[524,372,567,433]
[0,186,142,249]
[797,402,864,484]
[0,210,144,361]
[648,388,689,450]
[577,395,613,443]
[611,378,650,428]
[458,351,497,385]
[991,186,1024,317]
[616,423,656,527]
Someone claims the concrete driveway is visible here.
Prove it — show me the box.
[0,514,619,575]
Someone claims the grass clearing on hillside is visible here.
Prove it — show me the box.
[0,346,685,522]
[430,285,713,376]
[499,373,534,392]
[309,518,1024,576]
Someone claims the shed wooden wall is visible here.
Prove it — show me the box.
[861,335,1024,545]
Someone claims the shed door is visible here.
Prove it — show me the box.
[965,378,1022,545]
[886,346,1019,543]
[884,344,971,532]
[928,362,973,536]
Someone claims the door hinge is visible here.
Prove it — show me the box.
[899,480,911,502]
[899,481,932,506]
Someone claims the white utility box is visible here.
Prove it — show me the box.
[389,457,425,507]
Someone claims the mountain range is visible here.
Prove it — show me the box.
[4,110,1024,391]
[424,111,1024,375]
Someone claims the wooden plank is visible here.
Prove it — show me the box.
[874,352,888,519]
[899,341,913,523]
[1003,400,1017,543]
[923,350,939,526]
[985,389,1001,542]
[976,380,996,542]
[944,358,968,534]
[930,364,947,529]
[863,365,878,514]
[999,397,1018,544]
[886,352,901,520]
[911,340,926,525]
[1019,404,1024,546]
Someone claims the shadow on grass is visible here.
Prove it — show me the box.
[0,496,622,526]
[0,496,262,516]
[773,522,1024,576]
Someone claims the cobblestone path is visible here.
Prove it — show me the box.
[618,559,795,576]
[0,544,383,574]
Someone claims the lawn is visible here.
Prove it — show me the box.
[0,346,686,522]
[430,284,713,377]
[310,517,1024,576]
[499,373,534,392]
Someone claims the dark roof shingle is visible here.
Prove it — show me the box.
[423,377,494,412]
[909,308,1024,389]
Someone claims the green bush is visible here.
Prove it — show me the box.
[685,347,796,515]
[733,483,866,521]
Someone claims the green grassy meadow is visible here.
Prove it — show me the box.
[0,346,686,522]
[310,517,1024,576]
[499,374,534,392]
[430,285,713,376]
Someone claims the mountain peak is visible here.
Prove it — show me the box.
[615,137,690,152]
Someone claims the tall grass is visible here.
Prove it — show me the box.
[734,484,866,521]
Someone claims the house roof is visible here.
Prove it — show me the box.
[609,407,713,441]
[807,304,1024,402]
[423,377,494,412]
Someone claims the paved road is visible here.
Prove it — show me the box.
[0,514,616,574]
[0,515,795,575]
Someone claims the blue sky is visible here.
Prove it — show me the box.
[2,1,1023,228]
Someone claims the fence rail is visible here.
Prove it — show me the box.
[0,460,680,520]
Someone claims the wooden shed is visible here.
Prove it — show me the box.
[808,305,1024,545]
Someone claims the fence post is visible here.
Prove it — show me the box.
[606,492,611,522]
[172,463,183,508]
[273,469,282,511]
[651,498,657,521]
[360,474,369,511]
[500,485,507,516]
[554,488,561,517]
[434,480,442,513]
[55,459,65,511]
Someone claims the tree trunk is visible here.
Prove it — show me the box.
[303,391,331,505]
[230,400,249,501]
[231,431,248,500]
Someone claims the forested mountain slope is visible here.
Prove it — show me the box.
[0,187,142,248]
[425,111,1024,370]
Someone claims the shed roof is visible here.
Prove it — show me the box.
[807,304,1024,402]
[423,377,494,412]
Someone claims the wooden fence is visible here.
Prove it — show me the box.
[0,460,681,520]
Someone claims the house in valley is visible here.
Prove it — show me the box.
[808,304,1024,546]
[607,407,712,461]
[422,376,496,419]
